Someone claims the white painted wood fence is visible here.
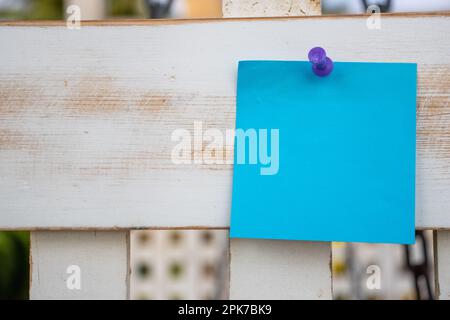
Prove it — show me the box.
[0,0,449,299]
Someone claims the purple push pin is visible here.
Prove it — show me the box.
[308,47,333,77]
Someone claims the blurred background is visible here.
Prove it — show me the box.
[1,0,448,300]
[0,0,449,20]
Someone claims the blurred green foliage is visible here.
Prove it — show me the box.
[27,0,64,20]
[0,0,63,20]
[0,232,29,300]
[109,0,140,16]
[0,0,145,20]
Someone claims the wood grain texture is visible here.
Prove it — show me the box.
[0,14,450,229]
[30,231,129,299]
[223,0,321,17]
[435,231,450,300]
[226,0,331,301]
[229,239,332,299]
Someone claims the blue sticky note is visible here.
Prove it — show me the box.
[230,61,416,244]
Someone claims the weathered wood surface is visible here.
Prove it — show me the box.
[30,231,129,299]
[435,231,450,300]
[227,0,331,301]
[1,13,450,229]
[223,0,321,17]
[229,238,332,299]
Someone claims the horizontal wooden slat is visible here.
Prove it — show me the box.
[0,14,449,229]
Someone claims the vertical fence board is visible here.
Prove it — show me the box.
[230,239,332,299]
[223,0,321,17]
[435,231,450,300]
[30,231,129,300]
[224,0,332,300]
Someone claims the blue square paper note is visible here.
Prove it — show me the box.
[230,61,416,244]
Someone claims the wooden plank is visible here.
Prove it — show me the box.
[0,14,450,229]
[229,239,331,299]
[227,0,331,301]
[64,0,106,20]
[223,0,321,17]
[30,231,129,299]
[435,231,450,300]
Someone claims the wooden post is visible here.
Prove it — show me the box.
[223,0,332,300]
[230,239,331,299]
[30,231,129,300]
[30,1,119,301]
[64,0,106,20]
[223,0,321,17]
[435,231,450,300]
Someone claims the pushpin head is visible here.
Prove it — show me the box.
[308,47,333,77]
